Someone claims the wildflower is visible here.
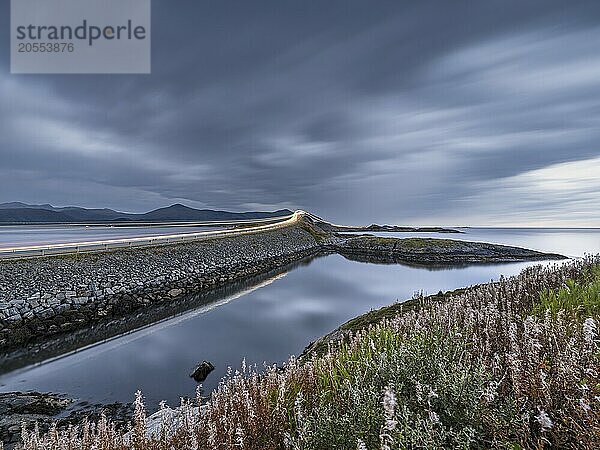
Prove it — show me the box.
[382,386,397,431]
[535,409,553,431]
[131,390,147,449]
[294,391,304,424]
[380,385,398,450]
[583,317,597,345]
[429,410,440,425]
[235,425,245,448]
[415,381,423,403]
[481,382,498,402]
[357,438,368,450]
[158,401,173,441]
[428,387,439,401]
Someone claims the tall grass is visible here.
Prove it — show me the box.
[533,264,600,318]
[18,256,600,450]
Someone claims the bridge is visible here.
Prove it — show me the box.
[0,211,306,260]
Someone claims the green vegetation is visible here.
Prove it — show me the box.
[346,236,460,249]
[18,257,600,450]
[533,265,600,318]
[393,237,458,249]
[334,288,466,332]
[304,287,470,356]
[299,220,330,244]
[290,327,519,450]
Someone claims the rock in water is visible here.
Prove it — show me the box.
[190,360,215,382]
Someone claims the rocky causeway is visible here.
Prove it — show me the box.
[0,221,323,352]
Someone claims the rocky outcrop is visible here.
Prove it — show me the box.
[314,221,461,233]
[330,235,565,264]
[0,392,133,449]
[190,361,215,382]
[0,392,70,448]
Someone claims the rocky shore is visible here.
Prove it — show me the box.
[0,255,322,374]
[331,235,565,264]
[0,392,133,449]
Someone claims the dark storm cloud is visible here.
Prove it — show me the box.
[1,0,600,224]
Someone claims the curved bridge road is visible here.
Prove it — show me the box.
[0,211,304,260]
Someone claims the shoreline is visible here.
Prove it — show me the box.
[2,257,576,448]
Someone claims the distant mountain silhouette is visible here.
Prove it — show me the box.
[0,208,73,222]
[0,202,55,210]
[0,202,293,223]
[136,204,292,222]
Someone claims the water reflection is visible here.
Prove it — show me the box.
[0,257,317,374]
[337,252,561,270]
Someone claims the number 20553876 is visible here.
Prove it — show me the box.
[17,42,74,52]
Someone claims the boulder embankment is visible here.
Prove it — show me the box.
[0,217,570,447]
[0,221,323,351]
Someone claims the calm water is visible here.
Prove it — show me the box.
[0,224,228,249]
[0,228,599,411]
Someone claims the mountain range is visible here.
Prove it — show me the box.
[0,202,293,224]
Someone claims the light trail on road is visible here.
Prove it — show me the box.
[0,212,301,260]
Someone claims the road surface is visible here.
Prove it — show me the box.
[0,212,300,260]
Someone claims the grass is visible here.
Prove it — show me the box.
[345,236,460,249]
[16,256,600,450]
[533,265,600,318]
[304,287,471,356]
[392,237,458,249]
[298,220,330,244]
[337,288,467,332]
[296,327,518,449]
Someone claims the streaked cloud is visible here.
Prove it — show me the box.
[0,1,599,225]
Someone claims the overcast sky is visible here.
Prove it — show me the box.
[1,1,600,226]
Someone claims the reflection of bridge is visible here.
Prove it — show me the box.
[0,211,304,260]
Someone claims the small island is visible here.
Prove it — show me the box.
[330,234,564,264]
